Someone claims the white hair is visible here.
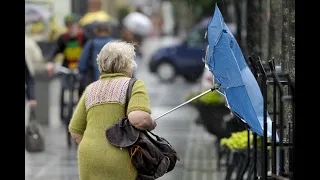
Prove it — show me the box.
[96,41,137,75]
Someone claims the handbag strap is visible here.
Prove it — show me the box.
[125,78,137,115]
[146,130,158,138]
[125,79,158,137]
[146,130,173,147]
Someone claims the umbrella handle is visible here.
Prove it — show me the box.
[154,85,219,121]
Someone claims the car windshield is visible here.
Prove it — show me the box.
[186,27,208,48]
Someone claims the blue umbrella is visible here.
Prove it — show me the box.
[206,4,277,140]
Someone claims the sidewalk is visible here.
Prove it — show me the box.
[25,36,226,180]
[152,105,226,180]
[26,105,226,180]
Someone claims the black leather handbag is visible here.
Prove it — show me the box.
[106,78,180,180]
[25,107,45,152]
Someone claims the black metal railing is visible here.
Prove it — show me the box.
[254,57,295,180]
[219,56,295,180]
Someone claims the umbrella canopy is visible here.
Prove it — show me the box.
[206,4,277,140]
[25,4,52,24]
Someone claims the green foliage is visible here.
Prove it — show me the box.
[117,5,132,23]
[220,131,271,150]
[220,130,253,149]
[186,90,225,104]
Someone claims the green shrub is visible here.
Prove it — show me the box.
[186,90,225,104]
[220,131,271,150]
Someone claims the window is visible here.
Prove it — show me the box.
[186,28,207,47]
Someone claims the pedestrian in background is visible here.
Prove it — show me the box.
[46,13,88,122]
[25,56,36,107]
[25,34,44,73]
[120,11,153,77]
[25,34,43,107]
[78,21,114,96]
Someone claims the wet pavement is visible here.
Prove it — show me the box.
[25,36,226,180]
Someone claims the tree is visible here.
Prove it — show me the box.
[260,0,270,61]
[234,0,244,49]
[282,0,295,175]
[218,0,232,23]
[268,0,282,64]
[282,0,289,69]
[247,0,261,57]
[288,0,295,80]
[170,0,218,31]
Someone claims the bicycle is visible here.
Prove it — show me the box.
[55,66,80,147]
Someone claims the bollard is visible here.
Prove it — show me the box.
[34,70,58,126]
[34,40,57,126]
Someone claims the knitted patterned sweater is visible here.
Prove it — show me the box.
[69,73,151,180]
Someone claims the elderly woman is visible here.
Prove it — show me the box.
[68,41,157,180]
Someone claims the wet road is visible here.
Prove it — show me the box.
[25,37,226,180]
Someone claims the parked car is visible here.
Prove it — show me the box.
[149,19,210,83]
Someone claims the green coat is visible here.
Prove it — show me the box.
[69,73,151,180]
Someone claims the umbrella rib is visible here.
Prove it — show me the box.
[216,88,250,128]
[154,86,219,121]
[228,36,268,134]
[228,45,263,128]
[229,40,243,75]
[206,4,274,138]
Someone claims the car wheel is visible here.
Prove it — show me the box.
[156,62,176,82]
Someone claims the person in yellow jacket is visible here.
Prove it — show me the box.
[79,0,113,39]
[46,13,89,123]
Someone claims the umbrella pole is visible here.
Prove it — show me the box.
[154,87,218,121]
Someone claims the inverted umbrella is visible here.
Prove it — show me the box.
[152,4,277,141]
[206,4,276,140]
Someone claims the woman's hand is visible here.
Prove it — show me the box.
[28,100,37,107]
[128,111,156,131]
[148,120,157,131]
[75,138,82,144]
[71,133,83,144]
[46,62,55,76]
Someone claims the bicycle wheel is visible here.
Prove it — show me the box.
[61,88,67,124]
[66,86,74,148]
